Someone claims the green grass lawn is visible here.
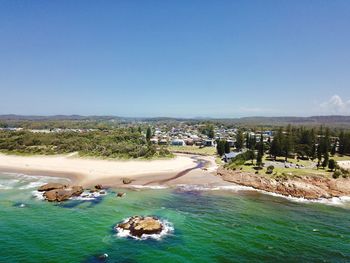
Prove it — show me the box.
[168,145,217,156]
[230,155,331,179]
[332,154,350,161]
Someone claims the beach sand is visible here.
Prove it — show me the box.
[0,153,224,187]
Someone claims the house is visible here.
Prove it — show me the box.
[150,138,158,144]
[203,139,215,147]
[171,139,186,146]
[159,139,168,145]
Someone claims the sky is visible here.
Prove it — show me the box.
[0,0,350,118]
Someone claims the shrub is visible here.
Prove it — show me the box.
[333,171,341,179]
[328,159,336,171]
[266,165,274,174]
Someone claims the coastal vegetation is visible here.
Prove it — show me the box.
[0,129,171,159]
[224,125,350,180]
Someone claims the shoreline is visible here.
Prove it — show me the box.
[2,152,350,202]
[217,167,350,200]
[0,153,222,188]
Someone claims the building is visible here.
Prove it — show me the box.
[171,139,186,146]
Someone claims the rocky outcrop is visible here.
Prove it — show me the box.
[116,216,163,237]
[39,184,84,202]
[217,167,350,199]
[44,189,72,202]
[38,183,67,192]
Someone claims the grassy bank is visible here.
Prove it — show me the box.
[168,145,216,156]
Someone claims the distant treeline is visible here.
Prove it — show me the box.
[0,129,171,159]
[2,115,350,129]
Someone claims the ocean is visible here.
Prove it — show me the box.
[0,171,349,262]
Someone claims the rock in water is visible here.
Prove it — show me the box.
[70,186,84,196]
[44,189,72,202]
[38,183,66,192]
[116,216,163,237]
[95,184,103,190]
[116,192,126,197]
[43,185,84,202]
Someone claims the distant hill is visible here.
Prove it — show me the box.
[0,115,350,126]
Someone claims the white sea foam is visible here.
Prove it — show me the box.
[71,190,107,201]
[31,190,45,200]
[19,181,46,190]
[131,185,168,190]
[0,183,12,190]
[175,184,350,207]
[0,172,70,192]
[115,218,174,240]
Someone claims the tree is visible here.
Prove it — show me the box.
[328,159,336,171]
[256,151,263,166]
[330,143,336,156]
[245,132,250,149]
[235,129,244,151]
[282,124,293,161]
[146,127,152,141]
[224,141,230,153]
[246,149,256,164]
[317,143,322,167]
[322,151,329,169]
[200,123,215,139]
[208,128,215,139]
[270,128,282,160]
[256,133,264,166]
[216,140,225,156]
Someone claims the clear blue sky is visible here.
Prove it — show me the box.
[1,0,350,117]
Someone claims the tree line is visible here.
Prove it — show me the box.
[0,128,171,159]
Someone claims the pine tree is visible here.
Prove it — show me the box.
[270,128,282,160]
[283,124,293,161]
[245,133,250,149]
[224,141,230,153]
[216,140,225,156]
[328,159,336,171]
[330,143,336,156]
[322,151,329,169]
[235,129,244,151]
[146,127,152,141]
[256,133,264,166]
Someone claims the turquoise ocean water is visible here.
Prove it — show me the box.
[0,171,349,262]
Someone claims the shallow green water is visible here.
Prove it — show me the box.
[0,172,349,262]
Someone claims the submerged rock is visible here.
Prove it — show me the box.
[116,216,163,237]
[116,192,126,197]
[98,253,108,260]
[38,183,66,192]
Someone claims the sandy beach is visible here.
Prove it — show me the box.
[0,153,223,187]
